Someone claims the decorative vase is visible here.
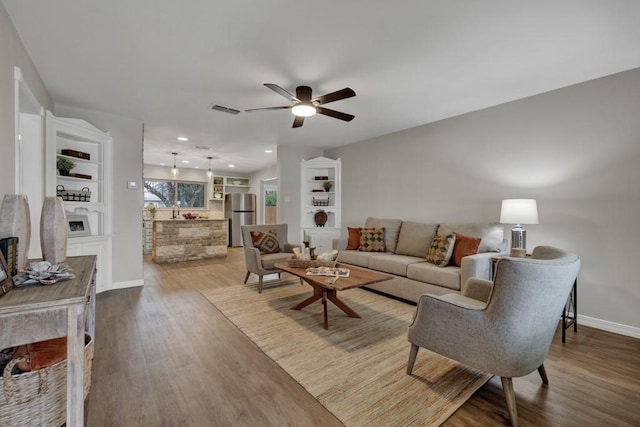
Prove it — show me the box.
[0,194,31,270]
[40,197,68,264]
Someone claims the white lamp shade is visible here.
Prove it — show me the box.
[500,199,539,225]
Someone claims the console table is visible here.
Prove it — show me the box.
[0,255,96,426]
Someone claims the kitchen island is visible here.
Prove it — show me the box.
[152,219,227,263]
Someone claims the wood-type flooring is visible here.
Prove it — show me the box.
[85,248,640,426]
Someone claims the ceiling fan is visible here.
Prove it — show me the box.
[246,83,356,128]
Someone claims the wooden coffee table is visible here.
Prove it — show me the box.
[275,262,392,330]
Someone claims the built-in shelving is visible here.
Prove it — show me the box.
[210,175,250,201]
[301,157,341,252]
[45,111,113,292]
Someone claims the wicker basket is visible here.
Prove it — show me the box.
[312,197,330,206]
[56,185,91,202]
[287,258,337,268]
[0,334,93,427]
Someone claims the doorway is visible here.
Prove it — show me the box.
[261,177,277,224]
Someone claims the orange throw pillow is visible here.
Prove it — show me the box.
[451,232,482,267]
[346,227,361,250]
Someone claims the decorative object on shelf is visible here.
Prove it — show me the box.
[0,194,31,271]
[214,193,222,199]
[56,157,75,176]
[207,156,214,181]
[499,198,539,256]
[56,185,91,202]
[40,197,68,263]
[61,149,90,160]
[146,203,158,219]
[232,180,242,185]
[66,214,92,238]
[323,181,333,192]
[312,197,330,206]
[69,173,92,180]
[314,176,329,181]
[314,210,328,227]
[171,152,179,178]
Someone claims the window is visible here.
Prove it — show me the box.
[144,179,206,208]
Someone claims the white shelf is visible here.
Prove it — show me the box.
[301,157,341,244]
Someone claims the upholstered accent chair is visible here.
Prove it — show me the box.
[406,246,580,427]
[241,224,300,293]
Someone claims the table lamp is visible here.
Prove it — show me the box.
[500,199,538,257]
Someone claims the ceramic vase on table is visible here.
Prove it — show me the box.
[0,194,31,270]
[40,197,68,264]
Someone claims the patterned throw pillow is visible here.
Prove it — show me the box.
[426,234,456,267]
[359,228,386,252]
[451,232,482,267]
[346,227,361,250]
[250,230,281,254]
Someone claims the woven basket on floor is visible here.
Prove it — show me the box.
[0,334,93,427]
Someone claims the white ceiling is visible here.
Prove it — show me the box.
[4,1,640,174]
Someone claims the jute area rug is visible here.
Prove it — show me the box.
[201,281,491,426]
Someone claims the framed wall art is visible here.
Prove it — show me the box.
[67,214,92,237]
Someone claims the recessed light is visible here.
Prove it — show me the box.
[177,137,189,142]
[181,160,190,164]
[264,150,273,153]
[228,164,235,168]
[160,163,165,166]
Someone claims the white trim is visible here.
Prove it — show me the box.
[98,279,144,294]
[577,314,640,339]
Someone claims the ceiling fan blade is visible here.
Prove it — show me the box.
[314,87,356,105]
[264,83,299,102]
[292,116,305,128]
[316,106,355,122]
[295,85,313,103]
[245,106,292,112]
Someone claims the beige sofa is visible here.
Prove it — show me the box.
[333,218,508,303]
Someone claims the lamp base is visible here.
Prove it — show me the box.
[511,225,526,252]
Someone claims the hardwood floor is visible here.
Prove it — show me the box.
[86,249,640,426]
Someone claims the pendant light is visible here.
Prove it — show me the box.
[171,152,179,178]
[207,156,213,180]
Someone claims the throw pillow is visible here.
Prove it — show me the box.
[359,228,386,252]
[250,230,281,254]
[426,234,456,267]
[346,227,361,250]
[451,232,482,267]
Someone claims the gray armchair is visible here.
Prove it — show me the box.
[241,224,300,293]
[406,246,580,427]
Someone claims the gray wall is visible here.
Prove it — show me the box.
[277,145,323,244]
[0,3,52,196]
[326,68,640,333]
[55,104,144,288]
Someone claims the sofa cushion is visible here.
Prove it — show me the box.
[364,217,402,253]
[407,262,461,291]
[359,228,386,252]
[437,222,504,253]
[337,250,385,268]
[426,234,456,267]
[451,232,482,267]
[346,227,361,250]
[250,230,281,254]
[395,221,438,258]
[368,254,425,277]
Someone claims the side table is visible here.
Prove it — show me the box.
[491,256,577,343]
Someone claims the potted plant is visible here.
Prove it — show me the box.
[145,203,158,219]
[57,157,75,176]
[323,181,333,192]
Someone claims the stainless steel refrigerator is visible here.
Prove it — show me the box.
[225,193,256,247]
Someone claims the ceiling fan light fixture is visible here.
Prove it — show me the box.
[292,104,316,117]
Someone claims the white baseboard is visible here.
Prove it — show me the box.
[98,278,144,294]
[578,314,640,339]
